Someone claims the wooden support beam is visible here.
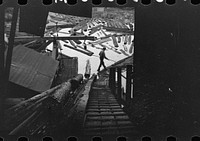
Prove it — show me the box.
[131,79,134,98]
[117,67,122,101]
[14,36,97,41]
[126,65,132,105]
[52,40,58,59]
[103,26,134,35]
[63,44,93,56]
[0,6,5,131]
[46,24,75,30]
[4,7,19,96]
[36,40,52,51]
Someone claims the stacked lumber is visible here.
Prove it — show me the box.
[5,74,83,135]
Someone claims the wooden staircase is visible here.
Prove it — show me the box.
[83,76,136,136]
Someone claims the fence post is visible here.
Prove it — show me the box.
[109,67,115,94]
[113,68,116,95]
[117,67,122,101]
[126,65,132,105]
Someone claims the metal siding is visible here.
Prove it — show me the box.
[61,57,78,82]
[9,45,59,92]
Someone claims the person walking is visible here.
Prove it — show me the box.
[84,59,91,79]
[97,47,109,72]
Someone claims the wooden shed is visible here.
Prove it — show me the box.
[53,54,78,86]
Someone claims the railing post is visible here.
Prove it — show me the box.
[4,7,19,96]
[109,67,115,94]
[117,67,122,101]
[126,65,132,105]
[109,68,112,89]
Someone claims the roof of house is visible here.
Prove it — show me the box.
[110,56,133,68]
[9,45,59,92]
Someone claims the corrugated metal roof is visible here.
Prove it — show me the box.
[9,45,59,92]
[110,56,133,68]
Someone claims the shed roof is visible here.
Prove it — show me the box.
[110,56,133,68]
[9,45,59,92]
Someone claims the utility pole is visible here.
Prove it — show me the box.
[0,6,5,131]
[4,7,19,98]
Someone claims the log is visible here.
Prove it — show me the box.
[69,40,77,48]
[47,74,83,104]
[5,101,43,131]
[7,74,84,135]
[111,36,119,48]
[120,49,130,56]
[89,37,111,45]
[100,29,107,37]
[4,98,25,108]
[128,35,132,45]
[63,44,93,56]
[9,111,39,135]
[24,111,44,129]
[5,85,62,131]
[117,36,121,43]
[129,42,134,54]
[76,45,94,55]
[124,35,128,45]
[64,74,97,133]
[71,74,83,83]
[89,25,102,35]
[7,84,61,112]
[7,94,63,134]
[51,82,72,104]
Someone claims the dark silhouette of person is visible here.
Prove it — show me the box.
[97,47,109,71]
[84,59,91,79]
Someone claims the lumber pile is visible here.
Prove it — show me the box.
[5,74,83,135]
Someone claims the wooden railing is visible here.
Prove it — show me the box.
[109,65,133,107]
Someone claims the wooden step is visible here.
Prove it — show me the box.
[84,119,133,128]
[84,129,136,136]
[84,127,120,135]
[85,120,132,128]
[86,108,123,112]
[84,125,135,132]
[86,111,126,116]
[88,104,119,107]
[88,104,120,107]
[89,99,117,102]
[92,87,110,90]
[115,115,130,120]
[88,105,121,109]
[86,115,130,121]
[117,121,133,126]
[84,119,132,127]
